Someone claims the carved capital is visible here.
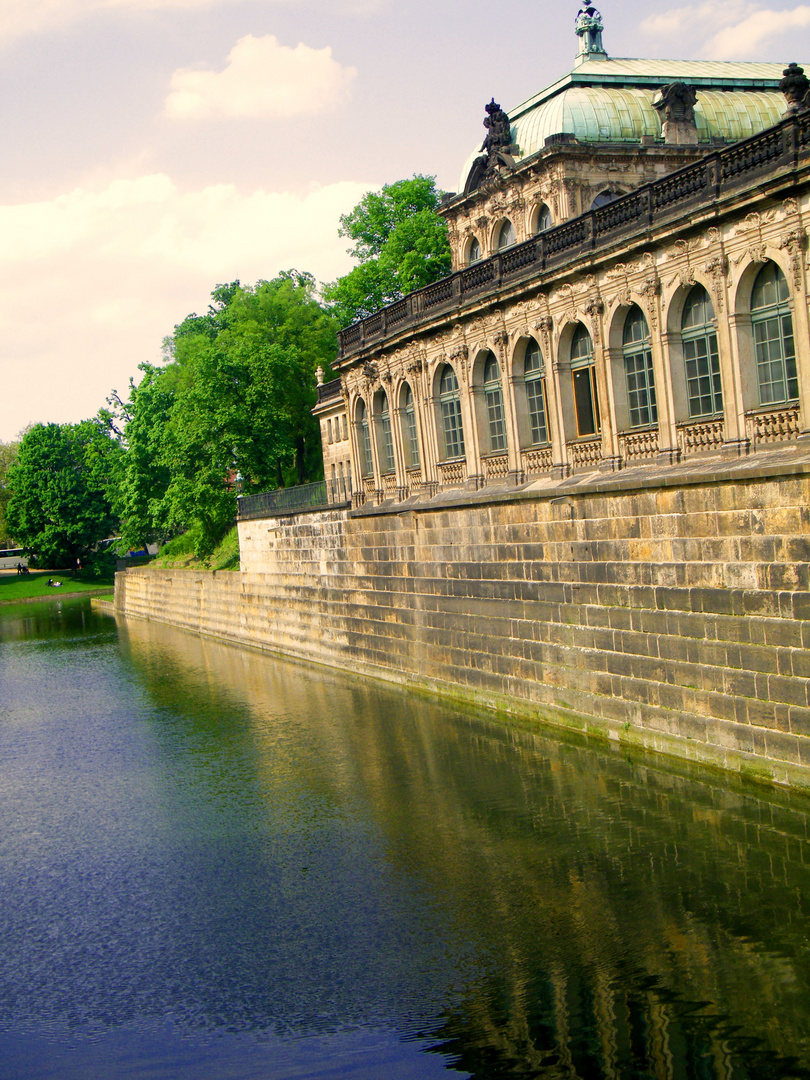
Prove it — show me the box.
[584,297,605,319]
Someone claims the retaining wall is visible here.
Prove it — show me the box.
[116,454,810,789]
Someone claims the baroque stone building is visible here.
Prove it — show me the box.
[326,10,810,504]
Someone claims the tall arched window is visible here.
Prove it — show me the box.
[482,353,506,452]
[524,339,549,445]
[439,364,465,460]
[468,238,482,265]
[377,393,395,474]
[496,220,516,250]
[682,284,722,418]
[357,401,372,478]
[535,204,552,233]
[751,262,797,407]
[571,325,600,438]
[622,306,658,429]
[401,384,420,468]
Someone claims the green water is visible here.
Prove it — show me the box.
[1,598,809,1079]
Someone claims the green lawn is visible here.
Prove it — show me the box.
[0,571,114,603]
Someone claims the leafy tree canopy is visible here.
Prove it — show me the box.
[6,421,120,568]
[113,273,338,559]
[323,176,451,327]
[0,439,20,547]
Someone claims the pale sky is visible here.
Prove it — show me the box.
[0,0,808,440]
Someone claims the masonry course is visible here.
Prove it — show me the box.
[114,453,810,791]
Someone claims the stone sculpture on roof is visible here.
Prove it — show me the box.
[575,4,606,59]
[652,81,699,144]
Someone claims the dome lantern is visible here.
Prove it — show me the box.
[575,5,607,65]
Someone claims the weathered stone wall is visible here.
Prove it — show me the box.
[117,458,810,789]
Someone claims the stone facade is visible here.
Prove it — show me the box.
[335,115,810,505]
[313,372,352,491]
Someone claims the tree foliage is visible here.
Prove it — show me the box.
[0,439,20,547]
[6,422,120,568]
[322,176,452,327]
[114,273,337,559]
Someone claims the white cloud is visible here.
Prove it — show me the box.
[165,34,356,120]
[640,2,810,59]
[0,174,374,439]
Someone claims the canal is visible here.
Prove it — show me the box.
[1,598,810,1079]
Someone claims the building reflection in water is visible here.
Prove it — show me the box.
[118,616,810,1080]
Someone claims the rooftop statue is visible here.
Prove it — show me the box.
[652,80,699,144]
[575,4,606,60]
[780,63,810,112]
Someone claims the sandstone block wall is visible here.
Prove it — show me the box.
[117,460,810,789]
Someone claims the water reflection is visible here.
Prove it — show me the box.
[1,600,810,1078]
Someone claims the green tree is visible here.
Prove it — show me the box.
[0,439,20,547]
[115,273,337,559]
[323,175,452,327]
[6,421,121,569]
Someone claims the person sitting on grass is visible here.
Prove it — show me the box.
[46,578,63,588]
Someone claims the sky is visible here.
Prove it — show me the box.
[0,0,808,441]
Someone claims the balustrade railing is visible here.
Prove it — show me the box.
[437,459,467,486]
[568,438,602,470]
[521,446,553,476]
[619,428,659,462]
[676,419,725,455]
[746,405,800,445]
[483,453,509,480]
[237,477,351,520]
[337,111,810,359]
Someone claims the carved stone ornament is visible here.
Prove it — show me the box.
[584,297,605,319]
[493,330,510,348]
[482,99,514,170]
[407,357,424,375]
[362,360,378,385]
[652,82,699,145]
[783,197,799,217]
[537,315,554,337]
[575,5,606,57]
[780,229,807,289]
[779,63,810,113]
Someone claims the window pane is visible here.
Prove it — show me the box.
[439,365,465,459]
[573,368,598,436]
[379,398,395,474]
[526,378,549,445]
[624,347,658,428]
[402,386,420,468]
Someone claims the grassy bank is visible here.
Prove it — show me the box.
[152,526,240,572]
[0,571,114,604]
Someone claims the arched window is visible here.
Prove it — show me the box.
[571,325,600,438]
[377,393,395,474]
[535,204,553,233]
[591,189,625,210]
[439,365,465,460]
[482,353,507,452]
[401,384,420,468]
[622,306,658,429]
[357,401,372,478]
[524,339,549,445]
[468,237,482,264]
[496,220,516,250]
[682,284,722,418]
[751,262,797,407]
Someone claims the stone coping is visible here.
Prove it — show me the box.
[349,445,810,519]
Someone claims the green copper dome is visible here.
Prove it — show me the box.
[512,85,784,154]
[459,51,793,191]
